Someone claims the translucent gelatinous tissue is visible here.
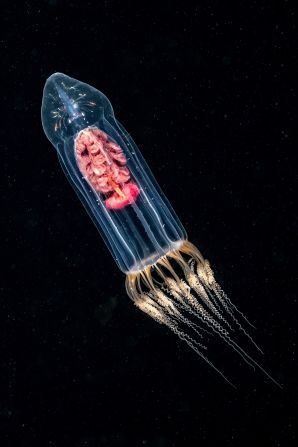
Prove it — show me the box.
[41,72,186,273]
[41,73,280,387]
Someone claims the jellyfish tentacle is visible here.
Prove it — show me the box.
[126,241,281,387]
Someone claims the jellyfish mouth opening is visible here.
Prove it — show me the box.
[125,241,281,388]
[128,240,186,274]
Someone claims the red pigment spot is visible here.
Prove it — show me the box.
[75,127,140,209]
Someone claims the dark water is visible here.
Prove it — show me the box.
[2,1,297,446]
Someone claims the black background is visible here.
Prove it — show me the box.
[2,1,297,446]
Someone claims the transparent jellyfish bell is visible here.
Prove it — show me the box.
[41,72,114,149]
[40,73,281,387]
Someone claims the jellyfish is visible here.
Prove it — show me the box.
[41,73,279,386]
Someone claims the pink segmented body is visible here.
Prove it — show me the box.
[75,127,139,209]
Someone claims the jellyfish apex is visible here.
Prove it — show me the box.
[42,73,140,210]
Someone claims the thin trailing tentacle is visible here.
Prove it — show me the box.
[213,281,256,328]
[125,241,281,387]
[169,323,237,389]
[206,282,263,353]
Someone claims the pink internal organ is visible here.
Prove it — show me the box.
[75,127,139,209]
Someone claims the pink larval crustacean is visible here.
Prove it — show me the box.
[75,127,139,209]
